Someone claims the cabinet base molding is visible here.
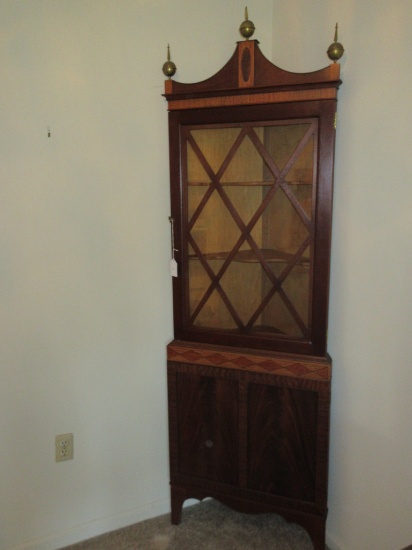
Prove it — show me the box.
[170,483,327,550]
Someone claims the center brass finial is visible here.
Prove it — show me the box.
[239,7,255,39]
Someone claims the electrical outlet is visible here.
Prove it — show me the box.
[55,433,73,462]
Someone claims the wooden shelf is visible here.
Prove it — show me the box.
[188,180,312,186]
[189,248,310,264]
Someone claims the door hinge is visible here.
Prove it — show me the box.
[334,112,338,130]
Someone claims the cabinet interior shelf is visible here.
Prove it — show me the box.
[189,249,310,264]
[188,180,312,187]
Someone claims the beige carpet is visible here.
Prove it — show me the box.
[61,498,330,549]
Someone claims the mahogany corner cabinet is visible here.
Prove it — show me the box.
[162,19,342,550]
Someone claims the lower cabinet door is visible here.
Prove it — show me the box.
[176,371,239,485]
[247,383,318,502]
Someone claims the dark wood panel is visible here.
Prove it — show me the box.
[168,357,330,550]
[247,383,318,501]
[176,372,239,484]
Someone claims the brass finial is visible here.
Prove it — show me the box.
[327,23,344,62]
[162,44,176,78]
[239,7,255,39]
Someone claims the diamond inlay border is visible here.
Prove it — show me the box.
[167,343,331,381]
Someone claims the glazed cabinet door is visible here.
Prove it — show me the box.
[169,100,336,356]
[170,367,239,485]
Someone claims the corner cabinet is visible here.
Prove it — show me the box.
[163,30,342,550]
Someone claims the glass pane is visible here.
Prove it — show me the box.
[190,189,240,260]
[224,186,262,234]
[192,287,237,329]
[220,248,267,326]
[263,187,309,255]
[187,142,211,184]
[184,120,317,338]
[220,131,265,183]
[285,135,315,184]
[260,293,304,337]
[189,127,242,178]
[262,123,311,173]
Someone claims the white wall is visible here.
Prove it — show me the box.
[2,2,411,550]
[0,2,273,549]
[272,2,412,549]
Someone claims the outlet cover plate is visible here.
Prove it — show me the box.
[55,433,74,462]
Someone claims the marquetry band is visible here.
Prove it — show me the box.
[167,342,331,381]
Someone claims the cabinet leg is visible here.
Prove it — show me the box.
[170,485,186,525]
[301,515,326,550]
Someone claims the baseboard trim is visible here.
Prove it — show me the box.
[5,498,170,550]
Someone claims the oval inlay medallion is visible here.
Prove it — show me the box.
[241,47,251,83]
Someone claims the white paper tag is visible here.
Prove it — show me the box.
[169,258,178,277]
